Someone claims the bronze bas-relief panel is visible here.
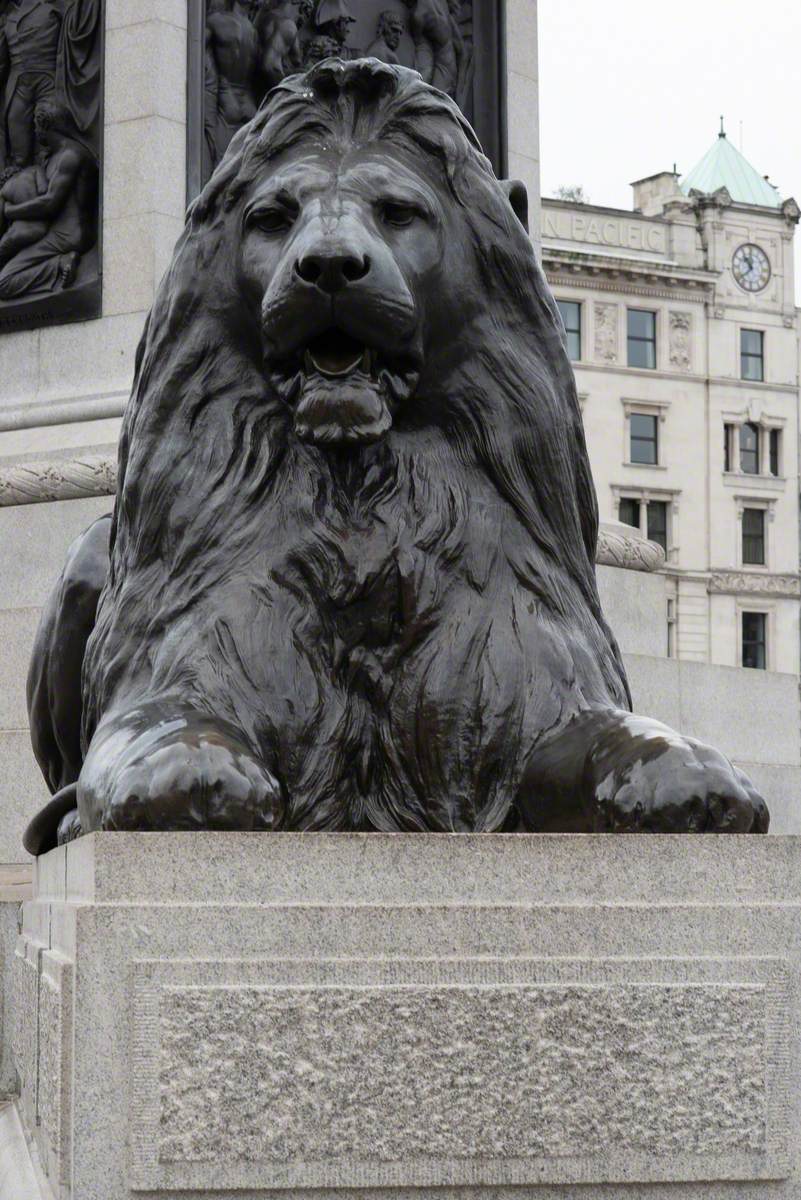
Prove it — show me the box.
[0,0,102,332]
[188,0,505,196]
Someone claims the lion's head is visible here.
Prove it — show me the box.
[199,58,532,452]
[87,58,627,744]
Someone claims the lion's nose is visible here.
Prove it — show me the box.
[294,248,371,293]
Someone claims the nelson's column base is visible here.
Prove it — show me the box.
[9,831,801,1198]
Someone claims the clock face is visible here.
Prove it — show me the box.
[732,243,771,293]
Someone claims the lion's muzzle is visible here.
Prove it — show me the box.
[292,328,415,446]
[259,210,421,446]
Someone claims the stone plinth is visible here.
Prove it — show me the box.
[13,832,801,1199]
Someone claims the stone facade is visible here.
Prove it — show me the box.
[10,832,801,1197]
[543,163,801,677]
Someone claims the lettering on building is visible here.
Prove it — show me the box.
[543,209,667,255]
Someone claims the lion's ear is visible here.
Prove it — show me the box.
[500,179,529,233]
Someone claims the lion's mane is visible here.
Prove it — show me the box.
[82,59,629,831]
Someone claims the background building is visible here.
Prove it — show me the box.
[543,128,800,674]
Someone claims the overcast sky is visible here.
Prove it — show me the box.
[538,0,801,301]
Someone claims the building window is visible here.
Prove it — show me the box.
[627,309,656,369]
[619,498,641,530]
[724,423,734,472]
[556,300,581,361]
[769,428,780,476]
[647,500,668,552]
[742,612,767,670]
[742,508,765,565]
[617,495,672,556]
[740,422,760,474]
[741,329,764,381]
[630,412,658,464]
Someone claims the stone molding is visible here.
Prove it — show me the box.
[0,393,127,434]
[0,452,117,507]
[708,571,801,599]
[544,270,714,304]
[596,521,665,572]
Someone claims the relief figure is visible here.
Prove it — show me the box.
[0,100,97,299]
[0,0,62,169]
[303,33,339,63]
[0,154,47,265]
[254,0,302,90]
[313,0,354,47]
[195,0,489,195]
[448,0,470,106]
[367,11,405,64]
[401,0,457,95]
[205,0,261,167]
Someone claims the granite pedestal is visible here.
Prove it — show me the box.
[12,832,801,1199]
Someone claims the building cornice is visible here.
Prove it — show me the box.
[543,197,671,224]
[572,361,708,385]
[542,245,716,281]
[710,377,799,396]
[543,266,715,304]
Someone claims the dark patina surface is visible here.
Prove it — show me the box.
[25,59,768,852]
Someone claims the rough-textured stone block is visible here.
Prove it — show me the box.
[10,939,38,1132]
[131,962,786,1191]
[37,952,72,1188]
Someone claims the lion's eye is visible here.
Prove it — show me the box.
[380,201,419,228]
[250,207,295,234]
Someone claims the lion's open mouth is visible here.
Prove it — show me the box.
[267,325,419,448]
[305,329,370,378]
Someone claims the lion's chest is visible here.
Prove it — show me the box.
[288,519,408,654]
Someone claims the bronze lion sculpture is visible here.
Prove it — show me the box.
[24,59,768,851]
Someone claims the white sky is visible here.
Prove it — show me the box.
[538,0,801,302]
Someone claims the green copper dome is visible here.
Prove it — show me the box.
[680,131,781,208]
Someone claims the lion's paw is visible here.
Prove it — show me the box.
[80,715,284,832]
[596,739,769,833]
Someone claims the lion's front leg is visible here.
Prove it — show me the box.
[516,708,769,833]
[77,700,284,834]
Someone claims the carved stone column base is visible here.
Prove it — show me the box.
[12,832,800,1197]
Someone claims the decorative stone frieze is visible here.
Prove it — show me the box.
[708,571,801,598]
[593,301,618,362]
[669,310,692,370]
